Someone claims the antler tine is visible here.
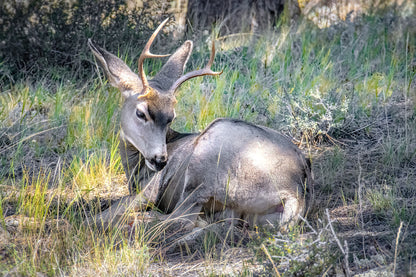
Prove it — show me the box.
[170,38,223,93]
[138,18,171,89]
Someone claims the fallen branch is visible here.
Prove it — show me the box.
[326,208,351,277]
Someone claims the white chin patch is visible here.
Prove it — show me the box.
[145,159,157,171]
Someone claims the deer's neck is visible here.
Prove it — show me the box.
[166,127,194,143]
[121,128,195,193]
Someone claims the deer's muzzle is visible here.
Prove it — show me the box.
[145,154,167,171]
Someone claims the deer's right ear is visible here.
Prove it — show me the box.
[88,39,143,99]
[150,40,193,91]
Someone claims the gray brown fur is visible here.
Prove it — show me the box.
[88,23,312,231]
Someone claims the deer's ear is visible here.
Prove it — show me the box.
[150,40,193,91]
[88,39,143,99]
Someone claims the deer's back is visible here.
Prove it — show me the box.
[158,118,308,215]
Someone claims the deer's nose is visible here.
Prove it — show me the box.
[151,154,167,171]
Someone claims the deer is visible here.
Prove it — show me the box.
[88,18,312,234]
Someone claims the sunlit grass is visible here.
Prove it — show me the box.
[68,139,123,197]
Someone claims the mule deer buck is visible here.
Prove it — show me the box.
[88,18,312,233]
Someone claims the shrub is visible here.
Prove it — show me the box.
[0,0,172,86]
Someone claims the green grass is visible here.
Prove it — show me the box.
[1,8,416,276]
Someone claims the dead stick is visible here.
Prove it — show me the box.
[326,208,351,277]
[393,221,404,276]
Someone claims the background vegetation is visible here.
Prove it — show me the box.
[1,0,415,276]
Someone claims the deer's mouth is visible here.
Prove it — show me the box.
[145,159,167,171]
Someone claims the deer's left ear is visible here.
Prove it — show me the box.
[150,40,193,91]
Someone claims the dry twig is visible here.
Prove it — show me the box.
[326,208,351,277]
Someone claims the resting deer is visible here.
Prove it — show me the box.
[88,19,312,232]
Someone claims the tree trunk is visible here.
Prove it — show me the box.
[171,0,300,38]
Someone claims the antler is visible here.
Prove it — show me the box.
[170,38,223,93]
[138,18,171,90]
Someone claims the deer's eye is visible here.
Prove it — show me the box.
[136,109,147,121]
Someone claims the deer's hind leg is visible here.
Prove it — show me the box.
[244,192,305,230]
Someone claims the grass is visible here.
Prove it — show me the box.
[1,7,416,276]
